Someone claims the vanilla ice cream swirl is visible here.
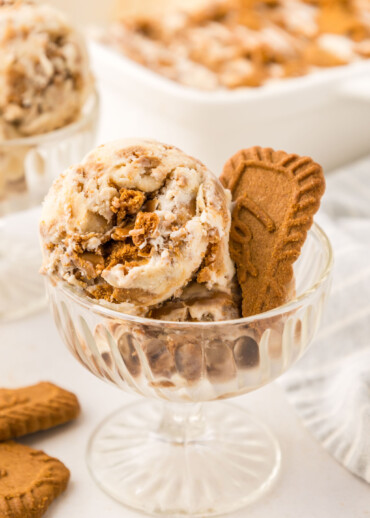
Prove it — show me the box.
[40,139,235,309]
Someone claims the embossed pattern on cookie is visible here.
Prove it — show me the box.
[220,146,325,317]
[0,441,69,518]
[0,382,80,441]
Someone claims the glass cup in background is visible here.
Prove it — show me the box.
[0,90,99,322]
[47,223,333,517]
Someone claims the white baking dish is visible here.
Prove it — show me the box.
[90,39,370,174]
[48,0,370,173]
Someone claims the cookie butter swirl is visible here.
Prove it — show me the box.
[40,139,235,311]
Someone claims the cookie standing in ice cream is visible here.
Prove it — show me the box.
[220,146,325,317]
[40,139,236,319]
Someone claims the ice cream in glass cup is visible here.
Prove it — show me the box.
[0,0,99,321]
[41,139,332,517]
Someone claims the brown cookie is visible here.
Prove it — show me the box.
[0,382,80,441]
[220,146,325,317]
[0,441,69,518]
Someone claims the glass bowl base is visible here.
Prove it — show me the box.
[87,400,281,517]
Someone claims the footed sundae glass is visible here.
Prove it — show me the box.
[47,222,332,517]
[0,91,99,322]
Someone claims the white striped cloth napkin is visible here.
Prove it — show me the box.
[280,156,370,483]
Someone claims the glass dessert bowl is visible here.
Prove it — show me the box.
[0,90,99,322]
[47,222,333,517]
[0,0,99,321]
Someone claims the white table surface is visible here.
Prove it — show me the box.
[1,79,369,518]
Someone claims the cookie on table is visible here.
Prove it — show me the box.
[0,382,80,441]
[0,441,69,518]
[220,146,325,317]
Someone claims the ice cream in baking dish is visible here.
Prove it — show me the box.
[40,139,238,320]
[99,0,370,90]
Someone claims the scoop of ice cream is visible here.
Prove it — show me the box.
[40,139,235,311]
[0,0,93,139]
